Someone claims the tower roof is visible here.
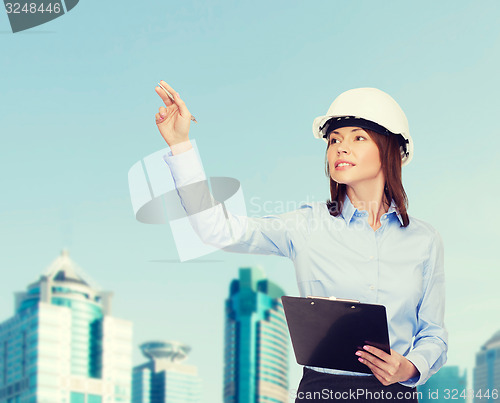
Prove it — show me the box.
[483,329,500,349]
[42,249,100,290]
[140,341,191,363]
[230,266,285,298]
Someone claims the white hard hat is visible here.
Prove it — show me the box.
[312,88,413,166]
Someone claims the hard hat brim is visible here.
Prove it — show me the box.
[312,114,414,167]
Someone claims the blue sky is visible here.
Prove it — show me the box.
[1,0,499,400]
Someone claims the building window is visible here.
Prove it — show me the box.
[87,394,102,403]
[70,392,85,403]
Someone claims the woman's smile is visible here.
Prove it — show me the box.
[327,127,383,186]
[335,160,356,170]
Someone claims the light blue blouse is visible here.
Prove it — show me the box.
[163,144,448,388]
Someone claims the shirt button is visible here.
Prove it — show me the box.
[369,285,375,290]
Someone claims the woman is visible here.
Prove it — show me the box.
[154,82,448,402]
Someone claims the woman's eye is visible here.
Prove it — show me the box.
[356,136,366,141]
[330,138,339,144]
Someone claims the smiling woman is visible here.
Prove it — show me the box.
[156,82,447,402]
[324,126,409,228]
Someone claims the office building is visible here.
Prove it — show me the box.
[132,341,202,403]
[223,266,288,403]
[474,329,500,403]
[0,250,132,403]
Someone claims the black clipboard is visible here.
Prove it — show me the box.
[281,295,391,374]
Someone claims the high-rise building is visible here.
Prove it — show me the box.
[223,266,288,403]
[132,341,202,403]
[417,365,467,403]
[474,330,500,403]
[0,250,133,403]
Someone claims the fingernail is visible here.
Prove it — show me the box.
[358,358,363,362]
[363,346,369,351]
[355,351,362,356]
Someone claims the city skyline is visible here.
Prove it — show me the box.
[0,250,132,403]
[0,249,498,402]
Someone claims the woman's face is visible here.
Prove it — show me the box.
[327,126,384,188]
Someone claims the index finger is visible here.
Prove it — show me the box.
[156,80,178,104]
[361,345,391,360]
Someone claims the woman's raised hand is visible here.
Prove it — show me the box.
[154,80,192,147]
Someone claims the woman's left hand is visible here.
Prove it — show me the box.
[356,346,419,386]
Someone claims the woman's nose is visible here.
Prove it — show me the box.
[337,142,350,154]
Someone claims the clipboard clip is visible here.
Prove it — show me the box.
[307,295,360,303]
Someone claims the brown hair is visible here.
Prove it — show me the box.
[324,129,410,227]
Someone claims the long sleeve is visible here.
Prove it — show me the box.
[399,229,448,387]
[163,144,310,259]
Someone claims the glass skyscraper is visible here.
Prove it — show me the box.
[474,329,500,402]
[0,250,133,403]
[132,341,202,403]
[223,266,289,403]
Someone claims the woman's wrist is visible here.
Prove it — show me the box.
[170,139,192,155]
[404,359,419,381]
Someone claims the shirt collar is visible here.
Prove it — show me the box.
[340,194,357,225]
[340,194,404,226]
